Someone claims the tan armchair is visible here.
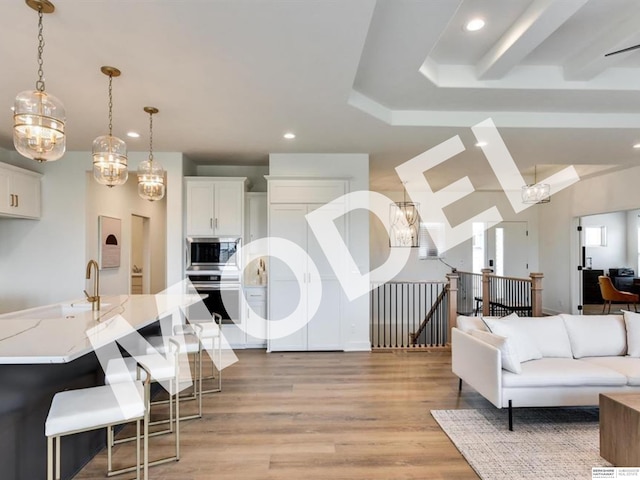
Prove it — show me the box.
[598,275,639,313]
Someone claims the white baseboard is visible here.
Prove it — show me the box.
[344,341,372,352]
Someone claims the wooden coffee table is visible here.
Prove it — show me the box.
[600,392,640,466]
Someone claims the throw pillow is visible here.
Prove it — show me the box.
[470,329,522,374]
[482,313,543,363]
[511,315,573,358]
[561,314,626,358]
[456,315,489,333]
[623,310,640,357]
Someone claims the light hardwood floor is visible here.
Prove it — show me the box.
[76,350,489,480]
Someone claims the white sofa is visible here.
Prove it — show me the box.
[452,311,640,429]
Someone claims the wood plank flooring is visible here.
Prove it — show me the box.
[75,350,490,479]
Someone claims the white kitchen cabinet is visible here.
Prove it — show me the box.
[245,192,267,253]
[0,162,42,219]
[185,177,246,237]
[244,286,267,347]
[267,179,347,352]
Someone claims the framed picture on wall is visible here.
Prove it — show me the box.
[99,215,121,269]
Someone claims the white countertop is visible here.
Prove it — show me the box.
[0,294,201,364]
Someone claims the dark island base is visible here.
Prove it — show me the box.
[1,322,161,480]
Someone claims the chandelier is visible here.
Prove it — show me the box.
[389,183,420,247]
[137,107,165,201]
[522,165,550,204]
[13,0,65,162]
[92,66,128,187]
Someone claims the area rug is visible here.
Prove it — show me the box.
[431,408,611,480]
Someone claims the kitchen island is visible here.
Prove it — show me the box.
[0,294,201,480]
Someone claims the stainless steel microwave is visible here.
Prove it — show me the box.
[186,237,241,270]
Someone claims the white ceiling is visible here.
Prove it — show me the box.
[2,0,640,191]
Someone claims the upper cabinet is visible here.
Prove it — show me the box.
[0,162,42,219]
[185,177,246,237]
[245,192,267,253]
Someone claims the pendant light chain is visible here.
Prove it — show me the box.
[148,111,154,162]
[36,7,46,92]
[107,74,113,136]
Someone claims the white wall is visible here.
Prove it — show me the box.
[269,153,370,351]
[0,151,88,312]
[539,165,640,314]
[196,164,269,192]
[581,212,627,271]
[626,209,640,273]
[369,189,540,282]
[0,149,183,314]
[85,170,166,295]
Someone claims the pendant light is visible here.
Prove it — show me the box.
[389,182,420,247]
[13,0,65,162]
[521,165,550,204]
[137,107,165,201]
[92,66,128,187]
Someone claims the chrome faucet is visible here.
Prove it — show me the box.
[84,259,101,311]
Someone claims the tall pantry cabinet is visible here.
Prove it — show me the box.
[267,179,347,352]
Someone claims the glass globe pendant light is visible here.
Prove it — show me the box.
[13,0,66,162]
[521,165,551,204]
[92,66,128,187]
[137,107,165,201]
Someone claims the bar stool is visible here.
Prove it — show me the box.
[45,378,147,480]
[104,339,181,471]
[145,326,204,421]
[191,312,223,395]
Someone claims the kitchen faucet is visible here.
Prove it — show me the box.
[84,259,101,311]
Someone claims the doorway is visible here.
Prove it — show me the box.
[484,221,529,278]
[131,214,151,294]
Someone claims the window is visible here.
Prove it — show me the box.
[637,225,640,274]
[418,222,444,259]
[584,226,607,247]
[472,222,485,274]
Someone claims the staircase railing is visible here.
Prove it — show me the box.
[369,271,544,349]
[455,269,544,319]
[370,281,448,348]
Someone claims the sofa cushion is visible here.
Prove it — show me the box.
[511,315,573,358]
[560,314,626,358]
[502,358,628,388]
[470,329,521,374]
[623,310,640,357]
[456,315,489,334]
[482,314,543,363]
[582,357,640,386]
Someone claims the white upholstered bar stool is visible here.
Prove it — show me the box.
[145,327,204,421]
[105,340,181,470]
[192,312,223,395]
[45,380,147,480]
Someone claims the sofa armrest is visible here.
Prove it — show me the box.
[451,327,502,408]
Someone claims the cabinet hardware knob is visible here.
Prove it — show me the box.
[10,194,14,207]
[15,195,18,208]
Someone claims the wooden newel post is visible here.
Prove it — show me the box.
[481,268,492,317]
[446,273,459,332]
[530,272,544,317]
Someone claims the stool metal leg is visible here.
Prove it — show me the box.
[55,435,61,480]
[47,436,53,480]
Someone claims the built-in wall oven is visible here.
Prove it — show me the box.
[186,272,240,325]
[185,237,242,325]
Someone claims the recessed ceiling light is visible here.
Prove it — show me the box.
[283,132,296,139]
[475,141,488,147]
[127,131,140,138]
[633,143,640,149]
[10,106,15,112]
[465,18,485,32]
